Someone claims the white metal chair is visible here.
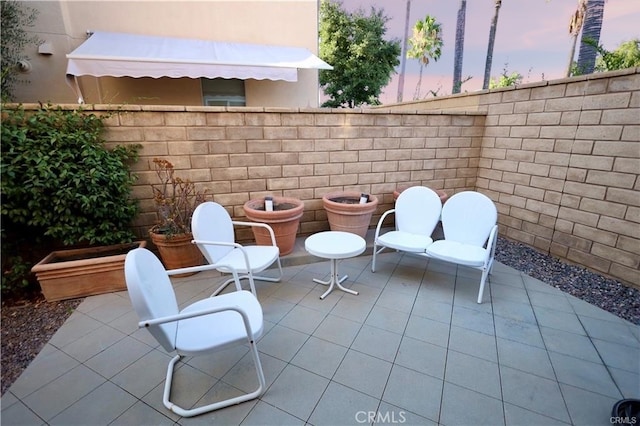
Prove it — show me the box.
[371,186,443,272]
[190,201,283,297]
[124,247,266,417]
[425,191,498,303]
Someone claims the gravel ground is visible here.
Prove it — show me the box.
[494,238,640,326]
[1,297,82,395]
[2,237,639,396]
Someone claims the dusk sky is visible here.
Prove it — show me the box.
[337,0,640,104]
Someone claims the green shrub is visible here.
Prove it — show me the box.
[1,104,140,246]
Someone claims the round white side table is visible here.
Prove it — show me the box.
[304,231,366,300]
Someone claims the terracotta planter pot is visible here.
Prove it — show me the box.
[393,186,449,204]
[31,241,146,302]
[322,191,379,238]
[149,231,203,276]
[243,196,304,256]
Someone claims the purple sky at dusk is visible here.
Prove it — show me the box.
[337,0,640,104]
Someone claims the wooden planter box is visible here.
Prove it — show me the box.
[31,241,146,302]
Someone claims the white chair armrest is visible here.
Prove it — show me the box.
[191,238,254,290]
[485,224,499,263]
[232,220,277,247]
[166,262,227,276]
[191,239,241,249]
[167,261,243,291]
[138,302,255,336]
[374,209,395,239]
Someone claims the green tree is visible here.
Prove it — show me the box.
[593,38,640,72]
[1,105,140,246]
[319,0,401,108]
[489,64,523,89]
[1,0,39,102]
[407,15,443,100]
[482,0,502,90]
[576,0,605,74]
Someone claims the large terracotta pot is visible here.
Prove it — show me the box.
[31,241,146,302]
[243,196,304,256]
[149,231,203,276]
[322,191,379,238]
[393,186,449,204]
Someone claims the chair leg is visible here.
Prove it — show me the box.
[250,257,284,287]
[477,267,490,304]
[372,243,378,272]
[372,243,386,272]
[487,256,495,275]
[162,344,266,418]
[211,259,284,297]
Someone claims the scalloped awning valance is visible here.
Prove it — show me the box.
[65,31,332,103]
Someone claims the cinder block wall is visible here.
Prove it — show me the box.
[13,69,638,288]
[383,68,640,286]
[103,108,485,243]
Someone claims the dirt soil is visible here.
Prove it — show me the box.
[1,295,82,395]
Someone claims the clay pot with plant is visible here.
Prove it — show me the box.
[243,196,304,256]
[322,191,379,238]
[148,158,207,272]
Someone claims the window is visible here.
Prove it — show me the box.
[201,78,245,106]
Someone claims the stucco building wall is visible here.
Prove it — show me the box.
[14,0,322,107]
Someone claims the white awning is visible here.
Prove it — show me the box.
[66,31,332,82]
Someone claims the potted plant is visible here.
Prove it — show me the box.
[243,196,304,256]
[322,191,379,238]
[1,104,144,301]
[148,158,206,273]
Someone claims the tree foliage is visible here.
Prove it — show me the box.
[594,39,640,72]
[407,15,443,100]
[319,0,401,108]
[489,64,523,89]
[1,0,39,102]
[489,72,522,89]
[1,105,140,246]
[570,38,640,76]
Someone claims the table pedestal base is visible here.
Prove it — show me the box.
[313,258,359,300]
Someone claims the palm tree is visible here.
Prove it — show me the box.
[397,0,412,103]
[407,15,443,100]
[482,0,502,90]
[452,0,467,94]
[566,0,587,77]
[576,0,605,74]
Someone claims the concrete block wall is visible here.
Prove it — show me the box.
[384,69,640,287]
[99,107,485,244]
[13,69,638,288]
[489,71,639,286]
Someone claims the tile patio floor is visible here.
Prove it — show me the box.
[2,233,639,426]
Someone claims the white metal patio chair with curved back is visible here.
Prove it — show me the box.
[191,201,283,297]
[124,247,266,417]
[425,191,498,303]
[371,186,443,272]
